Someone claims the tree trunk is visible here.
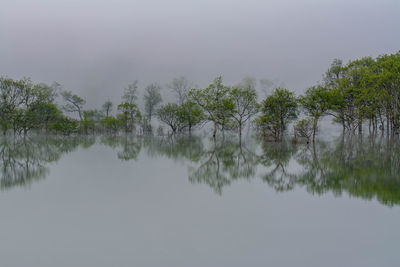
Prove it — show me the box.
[312,117,318,143]
[213,120,217,138]
[342,120,345,135]
[238,122,242,145]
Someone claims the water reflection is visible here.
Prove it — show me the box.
[100,135,142,161]
[259,140,299,191]
[0,136,95,190]
[294,137,400,206]
[1,135,400,206]
[188,138,258,194]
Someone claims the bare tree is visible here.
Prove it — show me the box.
[102,100,113,117]
[167,76,192,105]
[122,80,139,105]
[144,83,162,122]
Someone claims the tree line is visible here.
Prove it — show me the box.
[1,51,399,141]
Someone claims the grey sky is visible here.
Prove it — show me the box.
[1,0,399,107]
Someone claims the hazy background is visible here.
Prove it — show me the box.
[1,0,399,108]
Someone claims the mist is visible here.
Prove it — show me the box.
[1,0,399,108]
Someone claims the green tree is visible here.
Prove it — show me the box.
[375,52,400,134]
[189,76,235,138]
[81,109,104,134]
[0,77,21,134]
[299,85,331,141]
[100,116,121,134]
[156,103,184,133]
[51,116,79,135]
[294,119,313,142]
[28,102,63,132]
[179,100,204,133]
[60,90,86,120]
[230,79,259,142]
[256,88,298,141]
[117,102,141,133]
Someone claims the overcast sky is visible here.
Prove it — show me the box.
[1,0,399,107]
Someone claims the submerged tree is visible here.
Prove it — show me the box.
[179,100,204,133]
[189,76,235,138]
[156,103,185,133]
[293,119,313,143]
[255,88,298,141]
[117,102,141,133]
[298,85,331,142]
[0,77,22,135]
[230,78,259,142]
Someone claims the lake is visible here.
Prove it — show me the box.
[1,134,399,267]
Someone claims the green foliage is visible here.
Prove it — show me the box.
[298,85,331,140]
[117,102,141,133]
[299,85,331,119]
[256,88,298,141]
[51,116,79,135]
[157,101,204,133]
[1,51,399,138]
[320,52,400,134]
[189,76,235,137]
[60,90,86,120]
[100,116,121,134]
[230,79,260,139]
[156,103,185,133]
[179,100,205,132]
[294,119,313,141]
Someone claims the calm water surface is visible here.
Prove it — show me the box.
[1,135,399,267]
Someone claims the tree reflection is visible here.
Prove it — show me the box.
[188,137,258,195]
[258,140,299,191]
[2,134,400,207]
[0,136,94,190]
[294,136,400,206]
[141,135,205,164]
[100,135,142,161]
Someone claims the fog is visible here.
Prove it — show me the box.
[1,0,399,108]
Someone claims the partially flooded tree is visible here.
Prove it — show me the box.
[298,85,331,142]
[293,119,313,143]
[230,78,259,142]
[117,102,141,133]
[189,76,235,138]
[255,88,298,141]
[179,100,204,133]
[156,103,184,133]
[0,77,23,135]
